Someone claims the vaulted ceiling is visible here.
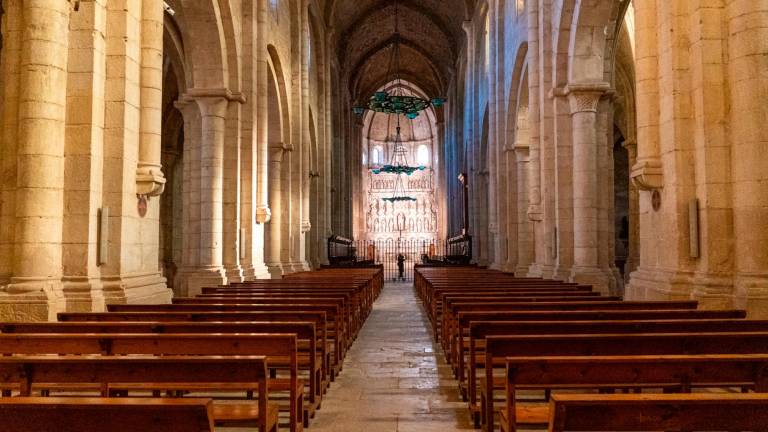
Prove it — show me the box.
[326,0,471,101]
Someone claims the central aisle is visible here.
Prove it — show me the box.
[308,282,475,432]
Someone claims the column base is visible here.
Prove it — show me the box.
[175,268,226,297]
[569,266,615,295]
[267,263,286,279]
[514,264,532,277]
[61,277,107,313]
[0,278,63,321]
[625,267,697,301]
[224,265,245,284]
[734,274,768,318]
[285,261,311,273]
[101,271,172,304]
[241,262,272,280]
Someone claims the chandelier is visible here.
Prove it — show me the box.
[382,174,416,203]
[352,0,445,119]
[372,115,426,176]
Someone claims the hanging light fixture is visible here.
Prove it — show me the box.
[352,0,446,119]
[372,114,426,176]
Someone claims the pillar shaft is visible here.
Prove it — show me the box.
[136,0,166,196]
[11,0,71,290]
[728,0,768,316]
[267,146,285,275]
[195,97,228,270]
[567,84,613,293]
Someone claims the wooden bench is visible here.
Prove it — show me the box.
[0,397,217,432]
[174,296,355,341]
[58,310,344,381]
[0,334,302,432]
[482,332,768,432]
[501,354,768,432]
[0,320,326,417]
[548,393,768,432]
[442,301,699,350]
[455,316,760,401]
[466,318,768,424]
[0,356,277,432]
[105,303,349,368]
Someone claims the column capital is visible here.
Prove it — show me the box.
[563,82,612,114]
[188,96,229,118]
[184,88,246,103]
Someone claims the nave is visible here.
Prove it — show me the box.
[306,281,474,432]
[0,265,767,431]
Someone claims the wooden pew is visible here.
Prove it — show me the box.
[0,356,277,432]
[205,283,372,326]
[449,309,747,376]
[501,354,768,432]
[481,332,768,432]
[0,397,217,432]
[428,291,607,329]
[0,321,326,417]
[456,317,766,407]
[442,301,699,350]
[467,319,768,425]
[173,296,355,341]
[0,334,302,432]
[58,311,344,381]
[548,393,768,432]
[105,303,349,367]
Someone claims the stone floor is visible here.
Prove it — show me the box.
[307,282,476,432]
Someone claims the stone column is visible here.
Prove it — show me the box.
[728,0,768,317]
[136,0,166,197]
[567,83,613,293]
[3,0,72,321]
[267,145,286,277]
[622,139,639,281]
[222,100,244,282]
[515,146,534,275]
[188,96,228,294]
[254,0,271,227]
[501,144,517,273]
[174,100,201,295]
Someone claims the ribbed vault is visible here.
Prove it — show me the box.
[327,0,471,100]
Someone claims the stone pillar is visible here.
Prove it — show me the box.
[186,96,228,294]
[622,139,640,281]
[254,0,271,227]
[501,144,517,273]
[61,0,107,312]
[174,100,200,295]
[2,0,72,321]
[267,145,286,277]
[222,100,244,282]
[515,146,534,275]
[567,83,613,293]
[136,0,166,197]
[728,0,768,317]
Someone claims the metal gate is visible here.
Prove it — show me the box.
[351,239,447,282]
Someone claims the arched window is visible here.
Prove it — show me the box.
[270,0,279,10]
[362,151,368,166]
[416,145,430,166]
[371,146,383,165]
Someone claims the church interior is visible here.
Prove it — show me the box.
[0,0,766,430]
